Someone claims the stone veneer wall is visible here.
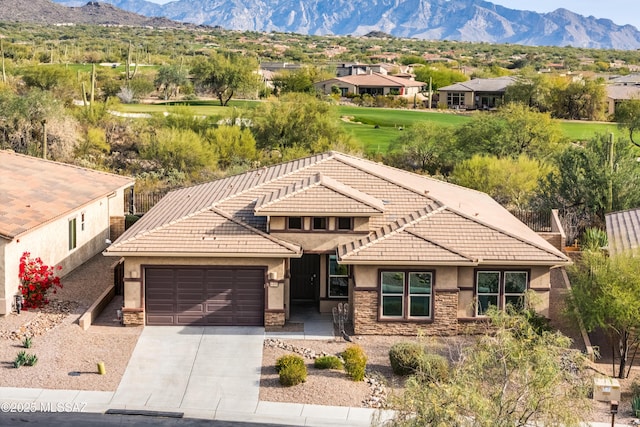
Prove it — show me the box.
[122,309,144,326]
[353,290,460,336]
[265,311,285,326]
[110,216,125,241]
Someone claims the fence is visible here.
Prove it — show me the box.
[125,190,168,214]
[508,209,552,232]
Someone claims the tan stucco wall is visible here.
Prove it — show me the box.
[271,232,368,253]
[121,256,287,313]
[457,266,551,318]
[0,190,127,315]
[352,264,551,321]
[0,239,6,313]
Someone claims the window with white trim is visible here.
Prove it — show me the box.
[476,270,528,316]
[328,255,348,298]
[381,271,432,319]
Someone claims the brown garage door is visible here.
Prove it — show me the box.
[145,267,265,326]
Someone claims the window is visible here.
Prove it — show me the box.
[476,270,528,316]
[447,92,465,107]
[337,217,353,231]
[312,217,327,230]
[287,217,302,230]
[81,212,85,231]
[68,218,77,250]
[381,271,432,319]
[328,255,348,298]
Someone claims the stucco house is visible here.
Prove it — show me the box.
[314,73,425,97]
[105,152,568,335]
[605,85,640,116]
[0,151,134,315]
[438,76,516,110]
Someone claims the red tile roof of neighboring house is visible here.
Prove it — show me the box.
[0,151,134,239]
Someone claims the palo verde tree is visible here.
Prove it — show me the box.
[567,250,640,379]
[251,92,357,157]
[191,52,261,106]
[385,308,590,427]
[385,121,459,176]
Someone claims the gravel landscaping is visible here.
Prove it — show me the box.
[1,254,638,425]
[0,254,141,391]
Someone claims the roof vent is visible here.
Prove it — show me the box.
[382,200,391,205]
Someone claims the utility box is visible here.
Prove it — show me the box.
[593,377,621,402]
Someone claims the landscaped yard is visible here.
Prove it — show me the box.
[118,100,622,155]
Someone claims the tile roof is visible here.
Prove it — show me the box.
[439,76,516,93]
[106,151,567,265]
[0,150,134,239]
[254,173,385,216]
[324,73,426,88]
[606,85,640,100]
[605,207,640,255]
[110,207,301,256]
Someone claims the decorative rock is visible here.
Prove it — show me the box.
[264,338,388,408]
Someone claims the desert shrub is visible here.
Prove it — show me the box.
[275,354,304,373]
[416,353,449,382]
[276,354,307,386]
[343,345,367,381]
[314,355,343,370]
[389,342,426,375]
[389,342,450,381]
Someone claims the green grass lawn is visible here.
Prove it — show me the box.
[118,100,624,153]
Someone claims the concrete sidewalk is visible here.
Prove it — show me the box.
[0,387,390,426]
[0,324,390,426]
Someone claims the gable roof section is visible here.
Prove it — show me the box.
[606,207,640,255]
[106,207,301,257]
[254,173,385,216]
[439,76,516,93]
[339,207,566,265]
[108,151,567,266]
[0,150,134,239]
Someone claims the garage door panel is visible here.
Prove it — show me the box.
[146,267,264,326]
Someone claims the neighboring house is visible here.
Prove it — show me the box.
[335,63,412,77]
[607,74,640,86]
[438,76,516,110]
[104,152,569,335]
[314,73,425,97]
[605,208,640,255]
[0,151,134,315]
[605,85,640,116]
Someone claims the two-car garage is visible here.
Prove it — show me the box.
[144,267,265,326]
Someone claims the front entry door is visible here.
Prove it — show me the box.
[290,255,320,301]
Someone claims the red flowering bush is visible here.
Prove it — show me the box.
[18,252,62,310]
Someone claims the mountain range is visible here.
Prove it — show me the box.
[24,0,640,49]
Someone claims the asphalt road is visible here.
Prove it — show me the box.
[0,412,295,427]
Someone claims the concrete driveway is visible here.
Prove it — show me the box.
[110,326,264,413]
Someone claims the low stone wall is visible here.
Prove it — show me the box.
[353,289,459,336]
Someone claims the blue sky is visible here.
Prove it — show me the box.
[145,0,640,30]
